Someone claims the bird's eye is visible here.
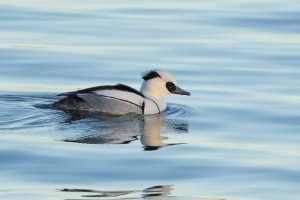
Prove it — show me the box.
[166,82,176,92]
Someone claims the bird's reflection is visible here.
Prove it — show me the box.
[61,109,188,151]
[60,185,174,200]
[140,115,187,151]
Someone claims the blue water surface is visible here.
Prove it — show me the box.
[0,0,300,200]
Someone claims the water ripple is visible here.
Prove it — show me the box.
[166,103,199,118]
[59,185,209,200]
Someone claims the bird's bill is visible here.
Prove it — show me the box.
[172,86,191,96]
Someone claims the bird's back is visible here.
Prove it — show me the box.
[49,84,145,115]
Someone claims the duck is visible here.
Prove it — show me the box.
[44,69,190,115]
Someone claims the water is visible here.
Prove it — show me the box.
[1,0,300,199]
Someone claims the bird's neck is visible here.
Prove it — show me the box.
[140,81,161,98]
[140,82,166,112]
[143,91,166,107]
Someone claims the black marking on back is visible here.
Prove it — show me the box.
[58,84,144,97]
[142,71,162,81]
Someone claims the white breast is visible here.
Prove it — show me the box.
[143,97,167,115]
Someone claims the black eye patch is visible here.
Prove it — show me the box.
[166,82,176,92]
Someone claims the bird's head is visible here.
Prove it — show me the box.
[140,69,191,98]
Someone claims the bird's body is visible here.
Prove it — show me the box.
[41,69,190,115]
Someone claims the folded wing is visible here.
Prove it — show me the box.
[58,84,145,115]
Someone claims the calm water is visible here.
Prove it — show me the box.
[1,0,300,200]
